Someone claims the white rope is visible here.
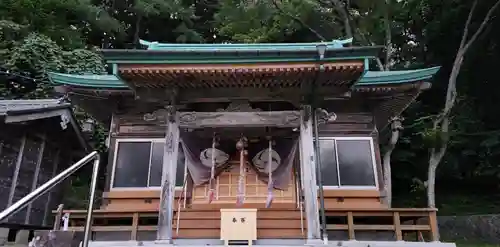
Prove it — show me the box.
[176,161,189,235]
[268,139,272,179]
[236,137,246,206]
[266,138,273,208]
[300,200,304,235]
[182,162,188,208]
[295,169,305,235]
[237,148,245,205]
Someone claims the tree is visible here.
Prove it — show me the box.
[426,0,500,208]
[0,0,121,48]
[382,117,403,206]
[1,30,105,99]
[132,0,199,44]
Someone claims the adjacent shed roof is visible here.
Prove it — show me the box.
[0,99,89,151]
[0,99,70,116]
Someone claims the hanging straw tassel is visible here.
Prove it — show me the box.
[208,135,216,204]
[265,138,274,208]
[236,138,246,206]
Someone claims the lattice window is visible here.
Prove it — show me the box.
[192,162,295,204]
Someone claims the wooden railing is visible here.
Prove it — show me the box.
[325,208,439,242]
[56,207,304,240]
[55,207,439,242]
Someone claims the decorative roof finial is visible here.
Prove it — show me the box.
[331,38,353,48]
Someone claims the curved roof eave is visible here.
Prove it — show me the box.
[358,66,440,85]
[48,72,128,89]
[47,66,440,89]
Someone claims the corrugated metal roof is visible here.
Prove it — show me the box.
[0,98,89,152]
[0,99,70,115]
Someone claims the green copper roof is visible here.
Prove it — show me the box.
[139,38,354,51]
[48,72,127,88]
[101,38,383,64]
[358,66,441,85]
[48,67,440,89]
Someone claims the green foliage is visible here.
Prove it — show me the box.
[214,0,347,42]
[215,0,297,42]
[0,31,104,99]
[131,0,202,43]
[134,0,194,19]
[63,49,106,74]
[0,0,122,48]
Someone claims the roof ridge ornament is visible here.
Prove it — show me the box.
[331,38,353,48]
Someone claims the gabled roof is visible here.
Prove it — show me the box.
[0,99,89,152]
[101,38,383,64]
[139,38,356,51]
[47,66,441,89]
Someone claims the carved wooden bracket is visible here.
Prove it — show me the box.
[389,116,404,131]
[143,109,167,122]
[59,113,70,130]
[143,105,177,123]
[315,108,337,124]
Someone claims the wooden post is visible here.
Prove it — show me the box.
[8,134,26,207]
[428,211,440,242]
[131,212,139,241]
[53,204,64,230]
[25,134,46,224]
[393,211,403,241]
[347,212,355,240]
[157,106,180,243]
[299,105,321,241]
[43,149,60,226]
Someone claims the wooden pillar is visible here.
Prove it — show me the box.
[299,105,321,241]
[157,106,180,243]
[429,211,440,241]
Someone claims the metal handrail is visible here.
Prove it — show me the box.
[0,151,100,247]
